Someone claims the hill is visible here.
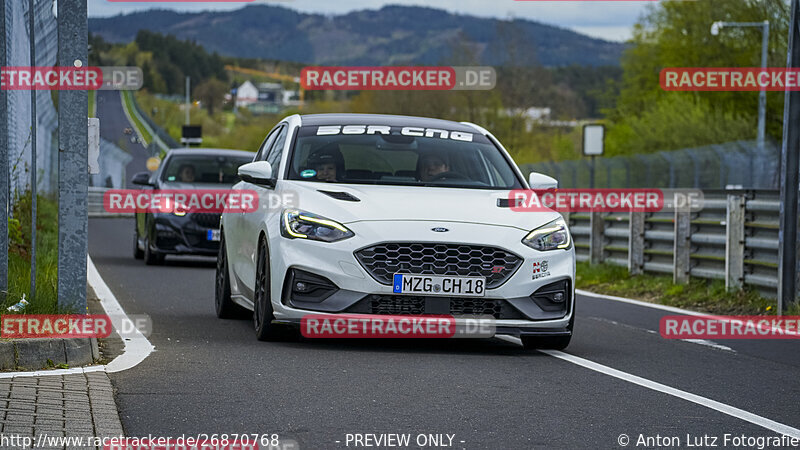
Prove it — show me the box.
[89,5,624,67]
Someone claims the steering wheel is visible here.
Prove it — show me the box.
[429,171,468,182]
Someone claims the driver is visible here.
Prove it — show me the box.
[417,153,450,181]
[307,145,344,182]
[177,164,196,183]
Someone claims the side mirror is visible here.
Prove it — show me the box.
[238,161,275,187]
[131,172,154,186]
[529,172,558,190]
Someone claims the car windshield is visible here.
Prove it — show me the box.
[287,125,522,189]
[161,154,253,184]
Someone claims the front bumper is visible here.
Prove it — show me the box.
[151,212,221,256]
[268,220,576,333]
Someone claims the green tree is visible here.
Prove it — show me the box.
[608,0,789,154]
[194,78,229,116]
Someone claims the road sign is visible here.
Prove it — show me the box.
[582,124,605,156]
[181,125,202,145]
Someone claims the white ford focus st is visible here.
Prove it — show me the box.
[216,113,575,349]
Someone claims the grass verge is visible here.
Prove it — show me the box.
[4,193,67,314]
[576,261,799,316]
[121,90,153,145]
[89,90,96,118]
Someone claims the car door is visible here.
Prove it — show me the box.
[230,125,285,297]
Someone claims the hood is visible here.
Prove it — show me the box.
[159,181,236,189]
[281,181,559,232]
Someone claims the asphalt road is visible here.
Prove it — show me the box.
[88,218,800,449]
[95,90,154,187]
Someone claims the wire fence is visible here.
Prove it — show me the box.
[521,140,781,189]
[1,0,89,310]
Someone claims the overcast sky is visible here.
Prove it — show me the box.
[87,0,654,42]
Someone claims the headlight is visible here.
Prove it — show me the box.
[522,217,571,251]
[172,203,187,217]
[281,209,354,242]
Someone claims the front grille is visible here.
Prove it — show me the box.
[346,295,524,319]
[450,298,503,317]
[371,296,425,315]
[191,212,220,229]
[355,243,522,289]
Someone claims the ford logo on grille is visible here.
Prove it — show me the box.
[431,227,449,232]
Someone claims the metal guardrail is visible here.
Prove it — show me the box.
[88,187,132,218]
[127,91,181,151]
[567,190,796,300]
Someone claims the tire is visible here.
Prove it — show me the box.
[253,237,280,341]
[133,229,144,260]
[215,232,246,319]
[521,311,574,350]
[144,234,164,265]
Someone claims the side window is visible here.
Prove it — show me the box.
[254,127,280,162]
[266,125,288,178]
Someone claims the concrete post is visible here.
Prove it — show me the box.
[673,209,691,284]
[725,194,745,291]
[628,211,645,275]
[589,211,605,265]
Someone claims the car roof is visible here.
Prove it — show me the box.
[298,113,479,133]
[165,148,254,158]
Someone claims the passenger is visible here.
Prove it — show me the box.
[417,153,450,181]
[307,145,344,182]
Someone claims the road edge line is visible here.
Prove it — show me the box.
[542,349,800,439]
[576,288,708,316]
[87,254,155,372]
[0,256,154,378]
[577,288,800,336]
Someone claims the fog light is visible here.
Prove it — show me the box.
[553,292,564,303]
[294,282,309,292]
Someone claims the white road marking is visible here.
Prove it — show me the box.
[495,335,800,439]
[681,339,735,352]
[587,316,735,353]
[576,289,708,316]
[87,254,155,372]
[0,256,155,379]
[577,288,800,336]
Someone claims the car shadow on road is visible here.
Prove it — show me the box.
[265,331,544,357]
[94,255,216,270]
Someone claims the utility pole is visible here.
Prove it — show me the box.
[710,20,770,152]
[185,76,190,147]
[778,0,800,314]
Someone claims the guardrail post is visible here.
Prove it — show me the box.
[0,0,8,300]
[778,0,800,313]
[589,211,605,264]
[57,0,89,312]
[725,194,745,291]
[673,208,691,284]
[628,211,645,275]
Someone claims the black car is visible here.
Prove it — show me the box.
[132,148,255,265]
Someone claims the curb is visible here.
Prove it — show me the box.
[0,337,98,371]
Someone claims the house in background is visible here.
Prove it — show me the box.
[234,80,302,114]
[234,80,259,108]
